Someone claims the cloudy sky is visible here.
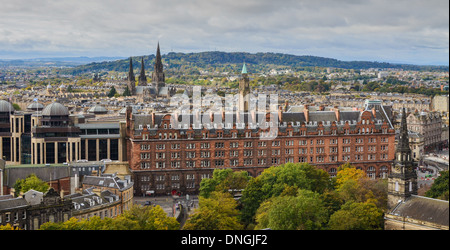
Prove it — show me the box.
[0,0,448,65]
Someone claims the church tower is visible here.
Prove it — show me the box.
[387,107,418,210]
[151,42,166,92]
[138,57,147,86]
[238,63,250,112]
[127,57,136,95]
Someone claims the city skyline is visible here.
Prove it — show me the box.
[0,0,448,66]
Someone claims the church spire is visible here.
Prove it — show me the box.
[387,107,418,210]
[128,57,135,82]
[138,57,147,85]
[396,108,412,157]
[154,42,163,73]
[127,57,136,95]
[151,42,166,91]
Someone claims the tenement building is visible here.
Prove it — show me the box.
[407,110,442,152]
[126,75,396,195]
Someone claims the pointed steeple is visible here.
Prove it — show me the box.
[152,42,165,90]
[128,57,135,82]
[127,57,136,95]
[388,107,418,210]
[241,62,248,74]
[154,42,163,73]
[396,108,411,156]
[138,57,147,85]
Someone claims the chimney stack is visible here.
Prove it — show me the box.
[334,106,340,122]
[151,112,155,127]
[304,105,310,123]
[278,106,283,123]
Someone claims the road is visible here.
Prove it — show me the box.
[133,195,199,222]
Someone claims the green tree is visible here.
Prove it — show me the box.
[425,171,449,201]
[12,103,21,111]
[40,205,179,230]
[13,174,49,195]
[199,168,250,198]
[108,86,117,97]
[123,86,131,96]
[240,163,330,225]
[328,200,384,230]
[183,192,243,230]
[255,189,328,230]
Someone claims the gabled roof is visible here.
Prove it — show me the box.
[389,195,449,227]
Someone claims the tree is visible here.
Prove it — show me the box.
[0,224,21,230]
[13,174,49,196]
[254,189,328,230]
[328,200,384,230]
[39,205,179,230]
[122,86,131,96]
[199,168,250,198]
[108,86,117,97]
[425,170,449,201]
[240,163,330,225]
[12,103,21,111]
[334,165,387,210]
[334,164,367,189]
[183,192,243,230]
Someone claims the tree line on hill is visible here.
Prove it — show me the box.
[57,51,449,76]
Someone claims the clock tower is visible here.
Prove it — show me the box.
[387,108,418,210]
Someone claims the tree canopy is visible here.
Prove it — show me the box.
[425,170,449,201]
[183,192,243,230]
[13,174,49,196]
[39,205,179,230]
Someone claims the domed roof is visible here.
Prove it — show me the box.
[42,102,69,116]
[27,102,44,111]
[87,105,108,114]
[0,100,14,113]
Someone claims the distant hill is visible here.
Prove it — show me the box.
[57,51,449,75]
[0,56,126,67]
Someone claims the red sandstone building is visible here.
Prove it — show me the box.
[126,100,396,196]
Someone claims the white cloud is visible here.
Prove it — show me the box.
[0,0,448,65]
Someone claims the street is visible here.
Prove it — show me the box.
[133,195,199,220]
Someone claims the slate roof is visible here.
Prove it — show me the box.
[389,195,449,227]
[4,165,70,187]
[82,175,132,191]
[0,197,28,210]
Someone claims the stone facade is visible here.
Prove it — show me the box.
[407,110,442,151]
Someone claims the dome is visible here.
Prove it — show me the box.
[87,105,108,114]
[27,102,44,111]
[42,102,69,116]
[0,100,14,113]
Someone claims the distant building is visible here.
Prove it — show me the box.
[407,110,442,152]
[129,43,176,101]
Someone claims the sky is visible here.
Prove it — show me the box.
[0,0,448,65]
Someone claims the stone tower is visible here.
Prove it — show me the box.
[138,57,147,86]
[238,63,250,112]
[127,57,136,95]
[151,42,165,92]
[387,107,418,210]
